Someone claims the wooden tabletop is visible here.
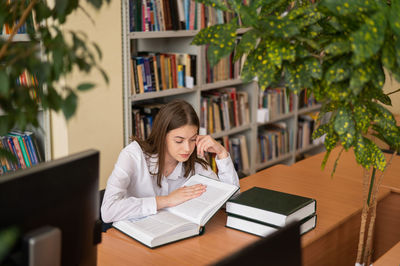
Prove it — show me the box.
[97,148,400,266]
[374,241,400,266]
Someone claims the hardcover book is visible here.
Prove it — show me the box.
[226,213,317,237]
[113,174,239,248]
[226,186,316,227]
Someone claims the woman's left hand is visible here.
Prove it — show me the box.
[196,135,229,159]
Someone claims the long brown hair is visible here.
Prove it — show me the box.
[132,99,208,187]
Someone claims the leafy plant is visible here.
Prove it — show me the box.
[0,0,110,160]
[0,226,19,264]
[192,0,400,264]
[0,0,110,259]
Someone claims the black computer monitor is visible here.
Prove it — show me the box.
[0,150,101,266]
[213,220,302,266]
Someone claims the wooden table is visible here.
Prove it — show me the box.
[374,241,400,266]
[97,149,400,266]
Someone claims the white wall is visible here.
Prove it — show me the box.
[52,1,123,189]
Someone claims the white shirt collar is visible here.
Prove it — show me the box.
[147,154,183,181]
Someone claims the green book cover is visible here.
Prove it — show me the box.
[226,187,316,226]
[9,134,31,168]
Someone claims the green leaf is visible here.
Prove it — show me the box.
[257,61,279,89]
[354,135,384,170]
[369,61,385,90]
[92,42,103,60]
[376,91,392,106]
[327,16,344,32]
[62,91,78,120]
[312,123,329,139]
[294,36,320,50]
[353,104,371,133]
[372,125,400,152]
[235,30,258,61]
[77,83,95,91]
[284,62,312,94]
[0,115,10,136]
[321,149,331,170]
[334,107,356,149]
[295,46,310,58]
[325,58,350,83]
[192,22,238,67]
[55,0,68,16]
[0,71,9,97]
[235,4,257,27]
[265,40,296,68]
[351,11,387,64]
[320,0,378,16]
[324,125,339,151]
[349,63,374,95]
[98,67,109,84]
[87,0,103,9]
[324,37,351,56]
[371,103,398,129]
[261,16,299,38]
[291,6,325,29]
[304,57,322,80]
[193,0,229,11]
[395,36,400,70]
[0,226,19,262]
[388,0,400,36]
[0,146,18,164]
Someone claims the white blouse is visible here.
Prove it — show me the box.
[101,141,239,223]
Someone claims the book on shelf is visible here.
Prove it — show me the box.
[225,186,316,227]
[113,174,239,248]
[0,131,43,174]
[226,213,317,237]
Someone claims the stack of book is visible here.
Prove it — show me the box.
[225,187,317,237]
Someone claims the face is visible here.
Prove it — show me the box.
[165,124,198,163]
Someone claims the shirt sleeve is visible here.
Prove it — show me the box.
[215,155,240,187]
[195,155,240,188]
[101,145,158,223]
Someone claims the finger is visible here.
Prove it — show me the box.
[197,141,205,157]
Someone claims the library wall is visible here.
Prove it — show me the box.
[58,1,123,189]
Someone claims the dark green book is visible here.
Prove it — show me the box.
[226,213,317,237]
[226,186,316,227]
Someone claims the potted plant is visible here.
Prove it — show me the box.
[0,0,110,263]
[0,0,110,160]
[192,0,400,265]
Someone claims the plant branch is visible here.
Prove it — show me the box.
[367,168,376,206]
[386,88,400,96]
[6,45,39,67]
[363,151,397,264]
[0,0,38,61]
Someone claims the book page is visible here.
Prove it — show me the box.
[167,174,238,225]
[117,211,197,239]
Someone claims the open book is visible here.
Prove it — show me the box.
[112,174,239,248]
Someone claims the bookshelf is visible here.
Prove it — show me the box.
[121,0,324,176]
[0,31,51,168]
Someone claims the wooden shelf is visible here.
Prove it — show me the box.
[298,104,322,115]
[130,87,197,101]
[200,79,244,91]
[257,112,295,126]
[1,34,30,42]
[129,30,199,39]
[296,143,325,156]
[210,124,252,139]
[255,153,293,171]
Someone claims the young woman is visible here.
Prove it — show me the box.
[101,99,239,223]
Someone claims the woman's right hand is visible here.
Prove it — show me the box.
[156,184,207,210]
